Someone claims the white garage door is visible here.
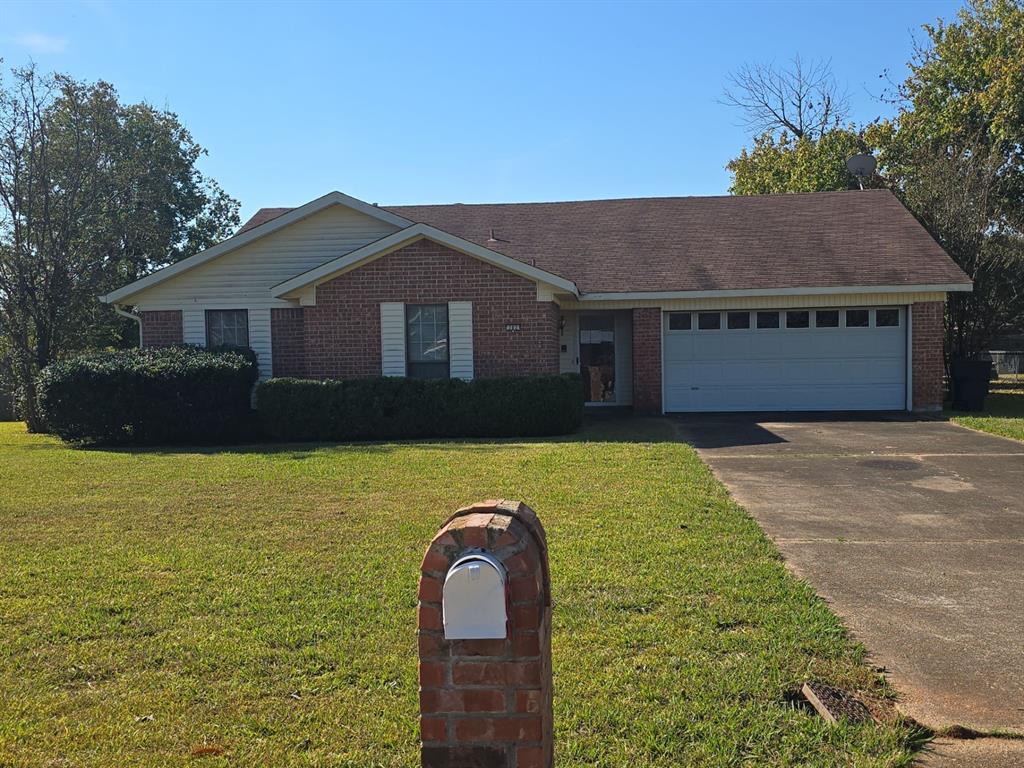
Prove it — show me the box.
[663,307,907,412]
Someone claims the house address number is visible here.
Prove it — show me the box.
[505,324,522,333]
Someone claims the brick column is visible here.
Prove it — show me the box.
[139,310,183,347]
[911,301,945,411]
[632,308,662,414]
[418,500,553,768]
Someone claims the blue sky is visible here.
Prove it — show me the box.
[5,0,964,222]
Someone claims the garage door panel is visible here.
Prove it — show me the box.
[690,362,723,386]
[692,335,726,356]
[663,307,906,412]
[720,359,779,381]
[717,335,757,356]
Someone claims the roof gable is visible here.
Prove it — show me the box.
[102,191,412,304]
[272,224,579,299]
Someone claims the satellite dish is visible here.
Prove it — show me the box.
[846,153,877,179]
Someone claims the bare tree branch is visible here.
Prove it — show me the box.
[722,55,850,140]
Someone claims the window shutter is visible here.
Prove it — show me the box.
[380,302,407,376]
[448,301,474,380]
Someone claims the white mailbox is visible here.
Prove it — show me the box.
[443,551,508,640]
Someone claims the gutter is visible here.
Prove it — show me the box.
[576,283,973,302]
[113,305,143,348]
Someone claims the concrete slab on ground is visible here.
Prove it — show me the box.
[919,737,1024,767]
[674,413,1024,741]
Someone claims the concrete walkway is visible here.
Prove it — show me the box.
[674,414,1024,743]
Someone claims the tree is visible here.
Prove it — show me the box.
[872,0,1024,231]
[726,128,876,195]
[722,56,868,195]
[868,0,1024,357]
[0,64,239,430]
[895,141,1024,359]
[722,56,850,141]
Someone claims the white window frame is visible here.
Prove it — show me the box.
[205,309,249,348]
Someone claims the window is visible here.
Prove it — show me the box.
[756,311,780,329]
[785,310,810,328]
[205,309,249,347]
[846,309,869,328]
[698,312,721,330]
[727,311,750,329]
[668,312,691,331]
[876,308,900,327]
[815,310,839,328]
[406,304,449,379]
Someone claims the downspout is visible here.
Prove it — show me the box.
[114,305,143,348]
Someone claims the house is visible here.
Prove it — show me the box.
[101,189,970,414]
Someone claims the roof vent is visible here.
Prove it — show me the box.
[487,228,499,243]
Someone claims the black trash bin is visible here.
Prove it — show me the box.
[950,359,992,412]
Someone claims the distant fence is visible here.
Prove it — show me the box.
[989,351,1023,375]
[988,351,1024,387]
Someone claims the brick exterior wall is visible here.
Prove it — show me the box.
[270,308,306,377]
[631,308,662,414]
[139,310,183,347]
[419,500,553,768]
[912,300,945,411]
[296,239,559,379]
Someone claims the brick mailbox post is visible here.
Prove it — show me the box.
[418,500,553,768]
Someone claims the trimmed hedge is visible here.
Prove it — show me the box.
[37,346,259,445]
[256,374,584,441]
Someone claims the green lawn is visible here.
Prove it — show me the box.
[949,387,1024,442]
[0,419,923,767]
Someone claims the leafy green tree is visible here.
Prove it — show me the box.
[869,0,1024,229]
[868,0,1024,358]
[727,128,876,195]
[0,64,239,429]
[895,141,1024,359]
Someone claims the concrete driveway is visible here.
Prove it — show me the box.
[674,414,1024,743]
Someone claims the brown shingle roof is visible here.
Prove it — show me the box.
[237,207,293,234]
[238,190,968,294]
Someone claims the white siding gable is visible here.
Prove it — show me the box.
[448,301,474,380]
[131,205,400,307]
[380,303,407,377]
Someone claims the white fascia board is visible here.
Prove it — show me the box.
[577,283,973,302]
[271,223,579,298]
[99,191,413,304]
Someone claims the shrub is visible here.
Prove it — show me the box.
[256,373,584,441]
[37,346,259,445]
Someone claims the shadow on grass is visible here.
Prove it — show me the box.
[67,413,684,458]
[27,404,989,457]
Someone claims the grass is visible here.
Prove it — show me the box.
[948,385,1024,442]
[0,419,924,767]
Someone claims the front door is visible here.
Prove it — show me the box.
[580,315,616,403]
